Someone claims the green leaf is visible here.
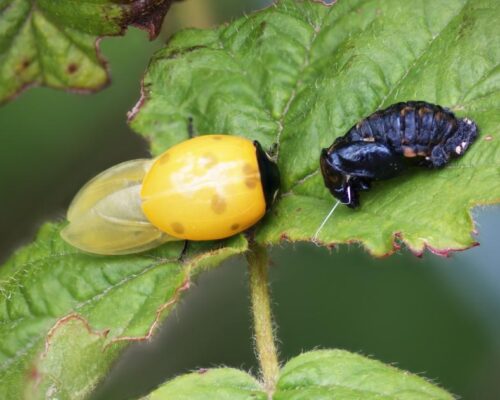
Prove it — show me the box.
[0,0,173,104]
[130,0,500,256]
[145,349,452,399]
[0,223,247,399]
[147,368,267,400]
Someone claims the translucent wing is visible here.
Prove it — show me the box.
[61,159,178,255]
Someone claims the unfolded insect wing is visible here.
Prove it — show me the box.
[61,159,177,255]
[67,159,152,221]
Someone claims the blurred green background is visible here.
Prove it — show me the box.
[1,1,499,399]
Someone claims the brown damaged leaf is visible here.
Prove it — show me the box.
[126,0,176,39]
[0,0,174,104]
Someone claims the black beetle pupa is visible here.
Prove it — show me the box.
[320,101,478,208]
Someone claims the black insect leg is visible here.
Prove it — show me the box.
[350,176,371,191]
[178,240,190,261]
[344,180,360,208]
[358,178,372,191]
[267,142,279,158]
[187,116,195,138]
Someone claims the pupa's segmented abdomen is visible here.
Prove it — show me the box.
[344,101,473,161]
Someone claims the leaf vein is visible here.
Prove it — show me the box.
[377,1,470,109]
[275,9,330,160]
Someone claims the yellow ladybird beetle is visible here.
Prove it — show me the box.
[61,135,280,255]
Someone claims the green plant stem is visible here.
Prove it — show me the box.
[247,242,280,396]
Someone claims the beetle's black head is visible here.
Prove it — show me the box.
[254,141,280,210]
[320,149,359,208]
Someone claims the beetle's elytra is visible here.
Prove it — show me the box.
[320,101,478,208]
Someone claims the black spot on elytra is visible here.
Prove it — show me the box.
[245,177,259,189]
[171,222,184,234]
[211,194,227,214]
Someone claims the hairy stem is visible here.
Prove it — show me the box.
[247,242,279,395]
